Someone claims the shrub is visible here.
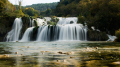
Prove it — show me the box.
[115,29,120,42]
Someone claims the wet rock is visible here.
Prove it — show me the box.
[70,56,75,58]
[70,21,74,24]
[15,52,18,54]
[58,51,63,54]
[57,60,60,62]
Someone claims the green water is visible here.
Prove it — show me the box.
[0,41,120,67]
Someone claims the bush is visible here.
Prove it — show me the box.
[87,30,109,41]
[115,29,120,42]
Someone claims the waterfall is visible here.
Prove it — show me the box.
[36,18,47,26]
[29,18,32,27]
[57,17,78,24]
[37,25,60,41]
[20,27,34,42]
[6,18,22,42]
[107,35,117,41]
[84,25,88,41]
[36,24,87,41]
[36,17,87,41]
[5,17,88,42]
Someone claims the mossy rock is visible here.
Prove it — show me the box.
[20,16,30,39]
[31,26,39,41]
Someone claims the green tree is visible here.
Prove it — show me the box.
[0,0,5,12]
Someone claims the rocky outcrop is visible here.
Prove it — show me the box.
[20,16,30,39]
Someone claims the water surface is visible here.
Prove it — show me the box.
[0,41,120,67]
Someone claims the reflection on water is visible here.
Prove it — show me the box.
[0,41,120,67]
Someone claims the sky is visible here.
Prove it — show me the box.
[8,0,60,6]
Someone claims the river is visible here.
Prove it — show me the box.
[0,41,120,67]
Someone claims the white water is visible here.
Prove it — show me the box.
[57,17,78,25]
[6,18,22,42]
[107,35,117,41]
[6,17,88,42]
[29,18,32,27]
[36,17,87,41]
[37,18,47,26]
[20,27,34,42]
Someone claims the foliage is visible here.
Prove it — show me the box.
[87,30,109,41]
[34,20,38,26]
[22,7,40,16]
[25,2,58,12]
[115,29,120,42]
[40,8,55,16]
[55,0,120,35]
[0,0,5,12]
[47,16,59,25]
[47,21,57,26]
[77,15,85,25]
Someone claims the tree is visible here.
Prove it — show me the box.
[0,0,5,12]
[18,0,23,10]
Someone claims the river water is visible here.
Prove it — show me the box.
[0,41,120,67]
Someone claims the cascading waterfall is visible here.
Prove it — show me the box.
[36,18,47,26]
[6,18,22,42]
[6,17,88,42]
[36,24,87,41]
[57,17,78,24]
[36,17,87,41]
[20,27,34,42]
[29,18,32,27]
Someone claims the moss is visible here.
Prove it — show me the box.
[51,16,59,23]
[32,26,39,41]
[34,20,38,26]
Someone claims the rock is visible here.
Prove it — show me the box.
[58,51,63,54]
[70,21,74,24]
[57,60,60,62]
[15,52,18,54]
[95,47,98,49]
[70,56,75,58]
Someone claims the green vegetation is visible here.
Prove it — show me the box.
[22,7,40,16]
[14,2,58,16]
[87,30,109,41]
[115,29,120,42]
[34,20,38,26]
[0,0,17,41]
[25,2,58,12]
[47,16,59,26]
[54,0,120,36]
